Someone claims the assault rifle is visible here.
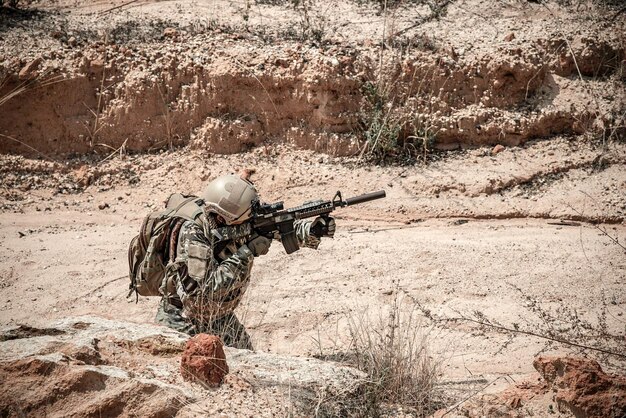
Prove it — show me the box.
[212,190,386,254]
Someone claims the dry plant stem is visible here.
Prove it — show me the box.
[97,138,128,165]
[441,375,512,417]
[407,290,626,359]
[156,84,173,149]
[0,133,59,163]
[452,315,626,359]
[0,72,65,108]
[573,192,626,252]
[377,0,388,88]
[541,2,609,141]
[392,0,454,38]
[233,58,279,117]
[98,0,141,16]
[70,275,126,303]
[83,37,108,147]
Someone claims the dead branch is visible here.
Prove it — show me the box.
[451,315,626,359]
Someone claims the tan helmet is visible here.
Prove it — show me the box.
[201,174,259,225]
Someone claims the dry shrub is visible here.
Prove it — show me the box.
[343,292,441,416]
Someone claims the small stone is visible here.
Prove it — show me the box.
[68,36,77,47]
[504,32,515,42]
[163,28,179,38]
[90,59,105,70]
[98,203,110,210]
[492,144,505,155]
[180,334,228,387]
[18,58,43,81]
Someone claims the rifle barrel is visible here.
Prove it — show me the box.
[344,190,386,206]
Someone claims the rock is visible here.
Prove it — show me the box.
[68,36,77,47]
[0,317,192,417]
[18,58,43,80]
[504,32,515,42]
[90,59,105,70]
[534,356,626,418]
[163,27,179,38]
[492,144,505,154]
[0,316,365,416]
[180,334,228,387]
[98,202,109,210]
[239,167,256,181]
[73,165,91,188]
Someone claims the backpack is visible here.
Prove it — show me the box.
[127,193,205,300]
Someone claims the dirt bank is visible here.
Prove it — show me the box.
[1,0,624,156]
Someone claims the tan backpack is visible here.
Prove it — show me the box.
[127,193,205,300]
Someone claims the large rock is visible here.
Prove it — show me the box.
[0,316,366,417]
[534,356,626,418]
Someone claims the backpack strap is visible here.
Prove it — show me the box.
[164,193,204,222]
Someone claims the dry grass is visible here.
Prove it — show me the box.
[346,292,440,416]
[312,288,441,416]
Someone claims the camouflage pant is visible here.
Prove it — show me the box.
[155,298,253,350]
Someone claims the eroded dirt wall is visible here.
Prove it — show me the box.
[1,2,624,157]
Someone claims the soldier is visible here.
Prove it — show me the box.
[155,173,335,349]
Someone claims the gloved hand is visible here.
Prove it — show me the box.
[310,216,336,238]
[245,234,272,256]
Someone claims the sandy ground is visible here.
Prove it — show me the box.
[1,0,625,413]
[1,143,625,403]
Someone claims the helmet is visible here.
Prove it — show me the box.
[201,175,258,225]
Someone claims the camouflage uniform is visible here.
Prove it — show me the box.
[156,216,320,349]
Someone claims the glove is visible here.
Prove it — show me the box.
[245,234,272,256]
[310,216,336,238]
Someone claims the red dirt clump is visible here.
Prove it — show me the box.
[534,356,626,418]
[180,334,229,387]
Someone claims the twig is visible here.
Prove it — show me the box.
[391,0,454,38]
[233,58,279,117]
[572,192,626,252]
[70,275,126,303]
[610,6,626,22]
[0,133,60,163]
[97,138,128,165]
[452,315,626,359]
[348,224,424,234]
[0,72,66,108]
[97,0,141,16]
[156,83,174,149]
[441,375,510,417]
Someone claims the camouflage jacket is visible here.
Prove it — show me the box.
[164,219,320,322]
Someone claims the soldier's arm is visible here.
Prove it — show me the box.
[204,245,253,293]
[293,219,321,249]
[180,223,253,294]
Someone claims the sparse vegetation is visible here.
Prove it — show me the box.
[358,81,406,163]
[347,294,440,416]
[312,288,441,416]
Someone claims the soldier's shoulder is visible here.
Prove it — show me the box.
[180,219,207,240]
